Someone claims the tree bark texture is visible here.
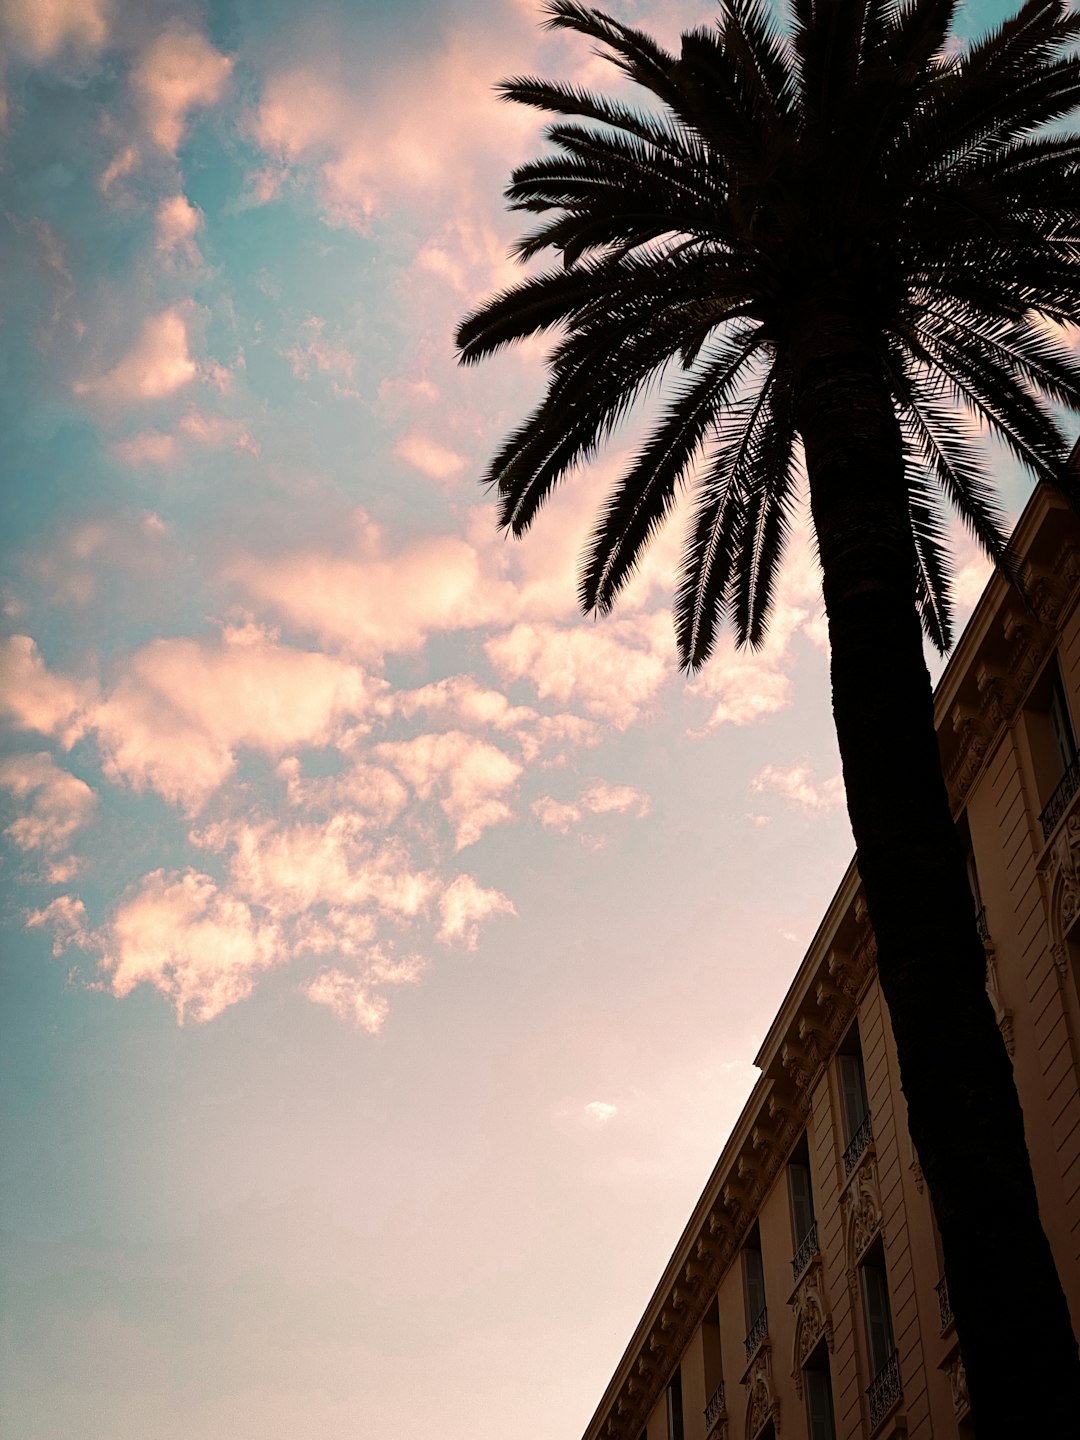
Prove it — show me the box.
[792,303,1080,1436]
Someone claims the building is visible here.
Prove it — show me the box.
[579,486,1080,1440]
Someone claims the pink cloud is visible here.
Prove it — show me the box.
[76,306,197,403]
[305,951,427,1033]
[749,762,845,814]
[26,894,90,954]
[0,751,96,855]
[199,815,436,924]
[277,756,408,826]
[113,430,178,466]
[436,874,515,950]
[393,433,467,482]
[248,25,536,243]
[485,614,673,728]
[178,409,258,456]
[532,779,650,833]
[131,27,232,153]
[0,635,91,745]
[93,625,378,811]
[2,0,111,62]
[283,317,357,394]
[226,515,513,661]
[155,194,201,261]
[376,731,522,849]
[101,868,279,1023]
[29,510,173,604]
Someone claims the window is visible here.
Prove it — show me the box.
[742,1231,766,1328]
[701,1295,723,1406]
[860,1249,896,1378]
[666,1367,684,1440]
[837,1049,869,1145]
[788,1151,816,1250]
[803,1341,837,1440]
[1028,659,1079,836]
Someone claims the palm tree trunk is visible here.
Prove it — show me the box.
[791,303,1080,1435]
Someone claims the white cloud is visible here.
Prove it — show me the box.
[583,1100,618,1126]
[394,433,466,481]
[155,194,202,260]
[532,780,650,833]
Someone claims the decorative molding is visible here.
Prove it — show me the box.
[789,1257,831,1398]
[743,1343,780,1440]
[842,1153,883,1283]
[908,1154,924,1196]
[946,1353,970,1421]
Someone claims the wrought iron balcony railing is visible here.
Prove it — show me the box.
[1040,753,1080,839]
[790,1220,820,1282]
[935,1274,954,1333]
[866,1349,902,1430]
[975,905,990,943]
[703,1381,727,1433]
[842,1111,874,1177]
[743,1307,768,1362]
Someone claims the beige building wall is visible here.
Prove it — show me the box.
[579,488,1080,1440]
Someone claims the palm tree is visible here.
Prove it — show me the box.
[456,0,1080,1431]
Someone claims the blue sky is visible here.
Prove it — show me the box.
[0,2,1045,1437]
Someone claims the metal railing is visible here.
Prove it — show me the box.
[743,1307,768,1362]
[1040,753,1080,839]
[790,1220,820,1282]
[935,1274,954,1333]
[866,1349,902,1430]
[975,905,990,943]
[703,1381,727,1433]
[842,1111,874,1177]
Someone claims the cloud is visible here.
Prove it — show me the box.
[436,874,515,949]
[532,779,650,833]
[199,815,436,926]
[93,625,378,811]
[100,868,279,1023]
[131,27,232,154]
[75,307,198,403]
[583,1100,618,1126]
[226,515,512,661]
[248,31,535,236]
[376,731,522,849]
[749,761,845,815]
[486,614,673,728]
[305,951,426,1034]
[113,430,178,466]
[0,752,96,855]
[283,317,358,395]
[155,194,201,260]
[26,894,90,954]
[394,433,466,482]
[0,635,90,745]
[29,510,173,604]
[2,0,111,62]
[385,675,597,764]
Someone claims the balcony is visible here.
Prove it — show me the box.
[704,1381,727,1435]
[1040,752,1080,839]
[975,905,990,943]
[867,1349,902,1430]
[935,1274,954,1333]
[842,1111,874,1178]
[743,1307,768,1362]
[790,1220,820,1282]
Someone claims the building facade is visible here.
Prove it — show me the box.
[580,486,1080,1440]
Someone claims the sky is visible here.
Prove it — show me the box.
[0,2,1042,1438]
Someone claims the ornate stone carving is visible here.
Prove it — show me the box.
[743,1345,779,1440]
[789,1259,831,1398]
[975,662,1021,730]
[842,1153,883,1279]
[947,1352,970,1420]
[909,1154,925,1195]
[1046,814,1080,951]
